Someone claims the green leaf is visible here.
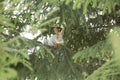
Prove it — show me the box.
[0,68,17,80]
[39,17,60,28]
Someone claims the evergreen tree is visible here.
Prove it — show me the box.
[0,0,120,80]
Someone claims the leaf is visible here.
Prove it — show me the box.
[83,0,89,14]
[60,0,65,2]
[65,0,71,5]
[39,17,60,28]
[0,15,15,28]
[0,68,17,80]
[44,46,55,59]
[20,59,33,71]
[92,0,97,8]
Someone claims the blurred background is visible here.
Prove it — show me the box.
[0,0,120,80]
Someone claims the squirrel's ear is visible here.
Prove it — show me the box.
[53,27,58,34]
[61,27,64,35]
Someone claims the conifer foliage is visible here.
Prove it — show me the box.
[0,0,120,80]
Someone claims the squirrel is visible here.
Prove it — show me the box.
[43,26,64,48]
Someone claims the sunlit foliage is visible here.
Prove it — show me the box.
[0,0,120,80]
